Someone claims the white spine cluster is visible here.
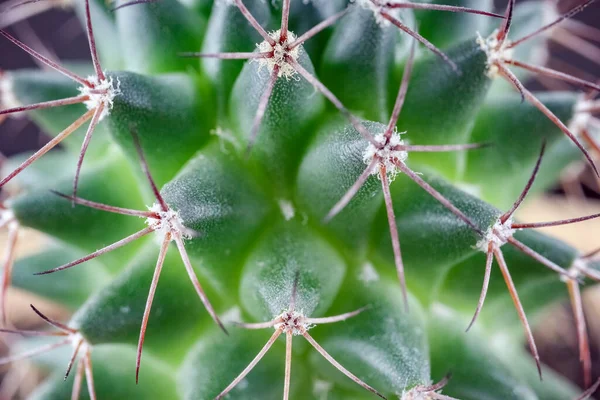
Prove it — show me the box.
[78,74,121,120]
[255,30,301,80]
[145,203,190,240]
[476,30,514,78]
[275,310,314,336]
[363,131,409,181]
[475,218,515,252]
[352,0,389,26]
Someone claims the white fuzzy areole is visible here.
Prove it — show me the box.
[255,30,302,80]
[274,310,314,336]
[145,203,190,240]
[363,131,409,181]
[476,30,514,78]
[475,218,515,252]
[78,75,121,120]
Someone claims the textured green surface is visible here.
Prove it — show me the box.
[1,1,595,399]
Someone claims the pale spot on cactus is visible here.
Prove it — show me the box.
[312,379,333,400]
[210,126,240,153]
[278,199,295,221]
[255,30,302,80]
[455,182,482,198]
[220,306,243,324]
[476,30,514,78]
[359,261,380,283]
[0,208,16,227]
[78,75,121,120]
[363,131,408,181]
[475,218,515,252]
[0,74,22,111]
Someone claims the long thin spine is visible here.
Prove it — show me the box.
[135,233,171,384]
[0,30,91,87]
[383,1,504,19]
[35,227,154,275]
[323,159,378,223]
[493,248,542,379]
[214,329,283,400]
[0,95,89,117]
[0,109,95,188]
[386,40,416,137]
[72,103,104,199]
[174,236,227,334]
[287,56,378,146]
[566,278,591,388]
[51,191,157,218]
[508,0,597,49]
[83,351,97,400]
[283,331,292,400]
[379,11,458,72]
[499,64,599,176]
[380,165,408,311]
[305,306,368,325]
[288,8,349,50]
[466,243,494,332]
[246,65,280,155]
[234,0,275,46]
[507,237,568,276]
[500,143,546,223]
[301,328,387,399]
[83,0,105,80]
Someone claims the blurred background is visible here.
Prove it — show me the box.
[0,0,599,398]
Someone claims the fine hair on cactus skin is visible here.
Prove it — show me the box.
[0,305,96,400]
[0,0,120,198]
[2,0,600,399]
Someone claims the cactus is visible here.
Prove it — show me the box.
[1,0,600,398]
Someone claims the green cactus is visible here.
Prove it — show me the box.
[0,0,600,399]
